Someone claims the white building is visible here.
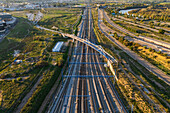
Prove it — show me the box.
[52,42,64,52]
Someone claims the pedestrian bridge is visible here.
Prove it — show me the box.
[36,25,117,64]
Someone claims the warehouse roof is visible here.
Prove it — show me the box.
[52,41,64,52]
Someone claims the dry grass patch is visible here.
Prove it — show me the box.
[138,47,170,70]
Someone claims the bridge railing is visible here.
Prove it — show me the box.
[36,25,117,63]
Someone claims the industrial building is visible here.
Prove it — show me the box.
[52,42,64,52]
[0,20,6,34]
[0,13,17,34]
[0,13,12,21]
[0,13,17,27]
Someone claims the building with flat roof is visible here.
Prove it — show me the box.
[0,13,17,34]
[0,20,6,34]
[52,42,64,52]
[0,13,12,21]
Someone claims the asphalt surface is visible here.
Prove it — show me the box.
[103,10,170,51]
[98,8,170,85]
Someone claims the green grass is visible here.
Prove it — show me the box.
[8,10,29,18]
[160,2,170,5]
[8,18,32,39]
[0,70,38,112]
[0,18,32,50]
[38,8,81,34]
[20,41,70,113]
[113,20,170,42]
[0,8,73,112]
[0,18,33,72]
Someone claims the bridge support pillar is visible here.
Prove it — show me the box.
[107,60,118,81]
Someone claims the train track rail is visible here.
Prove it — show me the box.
[48,6,128,113]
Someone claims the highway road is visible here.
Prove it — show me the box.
[47,6,128,113]
[117,15,170,34]
[98,8,170,85]
[98,9,170,112]
[113,16,170,36]
[103,10,170,51]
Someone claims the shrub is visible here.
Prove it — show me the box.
[157,23,161,26]
[130,46,133,50]
[158,51,162,54]
[36,60,49,68]
[12,79,16,83]
[149,48,152,52]
[153,56,157,59]
[159,29,165,34]
[17,77,22,81]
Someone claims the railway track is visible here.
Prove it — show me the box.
[48,6,128,113]
[86,7,128,113]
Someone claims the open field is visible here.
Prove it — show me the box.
[38,8,82,34]
[137,46,170,74]
[0,17,33,72]
[0,8,78,112]
[129,4,170,22]
[120,52,170,112]
[0,28,68,113]
[113,19,170,42]
[127,3,170,31]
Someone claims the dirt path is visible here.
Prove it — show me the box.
[14,73,43,113]
[122,60,170,109]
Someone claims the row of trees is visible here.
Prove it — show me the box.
[114,32,167,57]
[129,4,170,22]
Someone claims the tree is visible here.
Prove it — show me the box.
[119,36,124,43]
[12,79,16,83]
[17,77,22,81]
[36,60,49,68]
[114,32,118,38]
[130,46,133,50]
[149,48,152,52]
[115,10,118,14]
[157,22,160,26]
[149,21,154,26]
[57,57,64,67]
[158,29,165,34]
[158,51,162,54]
[153,55,157,59]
